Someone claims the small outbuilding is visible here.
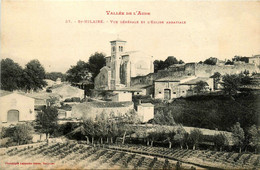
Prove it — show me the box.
[0,91,35,124]
[137,103,154,123]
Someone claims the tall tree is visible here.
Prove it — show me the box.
[221,74,242,95]
[0,58,23,91]
[36,106,58,139]
[164,56,178,68]
[22,59,47,91]
[231,122,245,153]
[174,126,188,149]
[189,128,203,150]
[194,81,208,93]
[247,124,260,153]
[87,52,106,81]
[213,133,227,151]
[153,60,165,73]
[66,60,89,83]
[211,72,221,90]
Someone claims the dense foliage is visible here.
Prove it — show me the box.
[153,56,184,73]
[154,92,259,131]
[1,123,34,145]
[203,57,218,65]
[1,58,47,91]
[45,72,66,81]
[66,52,106,83]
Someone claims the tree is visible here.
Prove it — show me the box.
[36,106,58,139]
[0,58,24,91]
[232,55,249,63]
[231,122,245,153]
[174,126,188,149]
[164,56,178,68]
[153,109,175,126]
[165,130,176,148]
[82,118,96,144]
[87,52,106,81]
[247,125,260,153]
[221,74,242,95]
[225,59,234,65]
[178,60,185,64]
[45,72,66,81]
[66,60,89,83]
[189,129,203,150]
[211,72,221,90]
[13,123,34,145]
[203,57,218,65]
[153,60,165,73]
[194,81,208,93]
[22,59,47,91]
[124,109,141,124]
[214,133,227,151]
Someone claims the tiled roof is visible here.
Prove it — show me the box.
[76,101,134,109]
[119,84,152,92]
[110,39,126,42]
[90,101,133,108]
[155,76,191,82]
[180,77,210,85]
[139,103,154,107]
[0,90,12,97]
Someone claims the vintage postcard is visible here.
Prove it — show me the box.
[0,0,260,169]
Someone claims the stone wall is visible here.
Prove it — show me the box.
[194,63,259,77]
[131,68,193,86]
[131,62,259,87]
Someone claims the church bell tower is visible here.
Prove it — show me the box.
[110,39,126,89]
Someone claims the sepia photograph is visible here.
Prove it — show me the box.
[0,0,260,169]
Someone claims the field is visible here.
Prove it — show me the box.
[1,140,260,169]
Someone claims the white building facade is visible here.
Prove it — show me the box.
[0,93,35,123]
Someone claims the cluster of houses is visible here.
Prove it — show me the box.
[1,39,259,128]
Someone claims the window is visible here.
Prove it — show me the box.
[173,92,176,94]
[118,46,124,52]
[159,92,161,94]
[112,46,116,52]
[137,92,140,95]
[182,91,185,93]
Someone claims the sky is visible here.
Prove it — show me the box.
[1,1,260,73]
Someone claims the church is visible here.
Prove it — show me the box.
[95,39,154,90]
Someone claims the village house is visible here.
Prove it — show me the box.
[248,55,260,67]
[154,76,214,100]
[0,91,35,124]
[111,91,132,102]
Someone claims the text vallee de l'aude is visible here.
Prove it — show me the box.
[106,11,151,16]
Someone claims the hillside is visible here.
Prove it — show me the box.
[154,92,260,131]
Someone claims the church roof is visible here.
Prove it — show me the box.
[110,39,126,43]
[155,76,191,82]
